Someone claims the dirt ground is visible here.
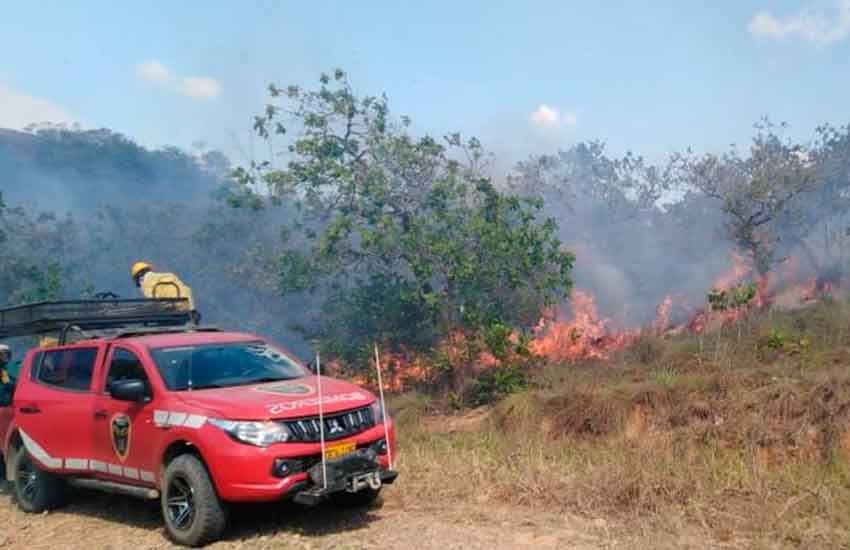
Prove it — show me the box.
[0,483,598,550]
[0,481,734,550]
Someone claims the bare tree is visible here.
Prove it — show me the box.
[673,120,816,276]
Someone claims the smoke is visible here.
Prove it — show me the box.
[3,117,850,362]
[0,125,313,358]
[504,126,850,331]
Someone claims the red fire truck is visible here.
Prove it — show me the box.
[0,299,397,547]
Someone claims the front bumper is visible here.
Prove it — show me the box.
[292,465,399,506]
[205,421,396,502]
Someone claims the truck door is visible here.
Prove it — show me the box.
[91,345,161,485]
[12,346,100,471]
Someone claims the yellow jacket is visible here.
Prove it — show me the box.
[140,271,196,311]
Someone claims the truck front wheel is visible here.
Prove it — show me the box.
[161,454,227,547]
[12,449,66,512]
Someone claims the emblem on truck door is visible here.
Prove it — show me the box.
[111,414,132,461]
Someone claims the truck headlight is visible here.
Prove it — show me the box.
[208,419,292,447]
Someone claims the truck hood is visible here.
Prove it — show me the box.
[173,376,376,420]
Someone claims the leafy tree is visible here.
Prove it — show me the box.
[673,120,817,276]
[234,70,574,379]
[508,141,673,216]
[0,202,77,304]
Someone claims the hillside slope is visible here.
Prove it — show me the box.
[393,300,850,549]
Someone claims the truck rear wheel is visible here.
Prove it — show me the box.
[12,448,66,512]
[161,454,227,547]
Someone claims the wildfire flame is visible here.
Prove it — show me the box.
[529,290,639,362]
[351,249,841,392]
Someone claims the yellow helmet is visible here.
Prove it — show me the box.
[38,336,59,348]
[131,261,152,280]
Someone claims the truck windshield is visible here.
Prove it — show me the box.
[149,341,309,391]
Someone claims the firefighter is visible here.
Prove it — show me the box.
[39,336,58,348]
[0,344,10,386]
[0,343,18,403]
[131,262,199,322]
[0,344,11,410]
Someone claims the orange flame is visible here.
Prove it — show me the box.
[529,289,638,362]
[338,249,842,393]
[713,249,752,290]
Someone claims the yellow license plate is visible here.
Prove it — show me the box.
[324,441,356,460]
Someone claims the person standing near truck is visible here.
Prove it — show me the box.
[0,344,13,407]
[0,344,11,386]
[131,261,200,322]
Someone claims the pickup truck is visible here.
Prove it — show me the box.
[0,329,397,547]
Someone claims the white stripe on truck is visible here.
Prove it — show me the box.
[153,409,207,429]
[17,430,157,485]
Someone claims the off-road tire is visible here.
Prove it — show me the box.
[161,454,227,547]
[11,448,66,512]
[0,456,8,494]
[331,487,382,508]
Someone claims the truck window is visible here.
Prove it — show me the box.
[106,348,151,397]
[34,348,98,392]
[150,341,309,391]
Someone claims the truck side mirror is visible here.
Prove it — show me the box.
[306,359,318,374]
[109,379,149,402]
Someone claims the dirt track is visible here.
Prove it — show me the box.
[0,481,742,549]
[0,482,622,550]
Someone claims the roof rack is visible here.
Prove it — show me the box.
[0,299,195,343]
[111,326,221,339]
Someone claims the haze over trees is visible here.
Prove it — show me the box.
[2,71,850,386]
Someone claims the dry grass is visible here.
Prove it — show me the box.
[389,300,850,549]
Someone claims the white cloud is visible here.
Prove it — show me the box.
[0,83,77,130]
[136,59,221,100]
[136,60,173,84]
[529,104,577,129]
[179,77,221,99]
[748,0,850,44]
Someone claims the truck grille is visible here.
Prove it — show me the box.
[281,406,375,442]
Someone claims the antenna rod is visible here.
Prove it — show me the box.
[316,350,328,490]
[374,343,393,470]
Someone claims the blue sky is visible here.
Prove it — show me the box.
[1,1,848,167]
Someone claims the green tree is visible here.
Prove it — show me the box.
[0,202,75,304]
[234,70,574,381]
[674,120,816,276]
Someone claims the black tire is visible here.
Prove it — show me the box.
[0,455,8,494]
[331,487,382,509]
[11,448,66,512]
[161,454,227,547]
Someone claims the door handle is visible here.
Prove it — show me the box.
[19,405,41,414]
[94,409,109,420]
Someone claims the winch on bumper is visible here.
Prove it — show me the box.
[291,448,398,506]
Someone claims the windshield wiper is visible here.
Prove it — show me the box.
[244,376,296,385]
[188,383,228,390]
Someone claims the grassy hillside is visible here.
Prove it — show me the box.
[390,300,850,548]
